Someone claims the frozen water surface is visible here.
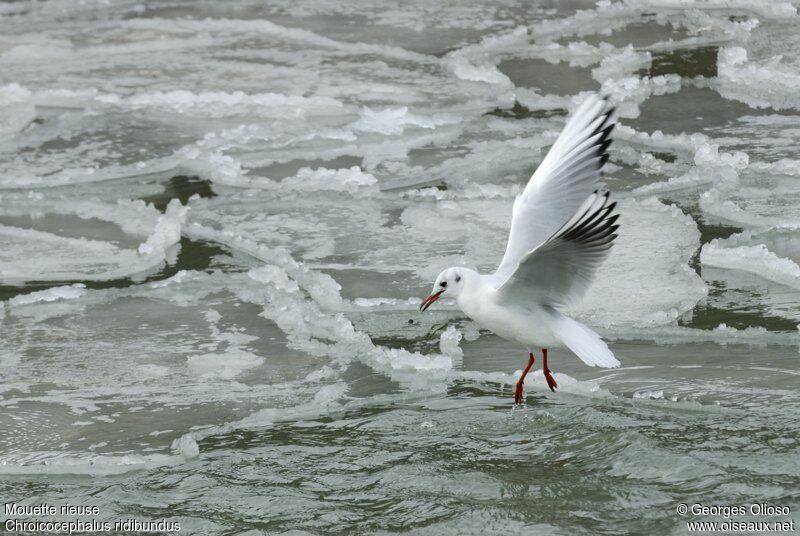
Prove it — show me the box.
[1,0,799,533]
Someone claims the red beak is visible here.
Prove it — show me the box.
[419,289,445,312]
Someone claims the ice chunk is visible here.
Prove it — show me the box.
[0,194,166,238]
[170,434,200,459]
[573,197,708,328]
[0,198,186,284]
[701,241,800,290]
[591,46,652,83]
[626,127,748,195]
[633,390,664,400]
[187,222,344,311]
[353,297,417,308]
[2,42,74,62]
[353,106,460,136]
[123,17,434,64]
[125,90,346,119]
[0,450,190,476]
[8,284,86,306]
[248,266,301,294]
[445,55,513,86]
[0,83,35,139]
[13,86,348,121]
[715,46,800,110]
[31,87,100,108]
[750,158,800,178]
[699,187,800,229]
[187,350,264,380]
[313,382,349,406]
[699,189,768,227]
[0,225,157,284]
[603,74,682,119]
[602,322,800,346]
[176,146,248,187]
[137,199,187,255]
[278,167,379,194]
[439,326,464,358]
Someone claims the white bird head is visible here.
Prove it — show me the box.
[419,267,476,311]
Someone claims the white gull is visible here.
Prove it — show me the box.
[420,94,620,403]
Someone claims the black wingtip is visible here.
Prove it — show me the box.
[592,115,616,139]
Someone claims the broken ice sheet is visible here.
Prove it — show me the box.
[186,182,709,341]
[1,2,800,528]
[0,271,328,456]
[0,195,187,285]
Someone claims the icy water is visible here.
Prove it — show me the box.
[1,0,800,534]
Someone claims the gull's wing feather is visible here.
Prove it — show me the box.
[495,191,619,307]
[548,307,620,367]
[494,94,615,281]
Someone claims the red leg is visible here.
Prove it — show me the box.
[514,352,535,404]
[542,348,558,392]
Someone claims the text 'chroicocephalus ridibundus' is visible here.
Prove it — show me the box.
[420,94,620,404]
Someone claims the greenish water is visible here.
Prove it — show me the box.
[1,1,799,534]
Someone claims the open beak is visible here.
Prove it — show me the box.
[419,290,444,312]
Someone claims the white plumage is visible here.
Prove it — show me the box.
[419,94,621,400]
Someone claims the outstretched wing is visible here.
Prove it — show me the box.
[494,94,615,281]
[495,191,619,307]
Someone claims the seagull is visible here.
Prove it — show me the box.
[420,94,620,404]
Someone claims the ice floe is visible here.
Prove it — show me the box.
[0,83,35,139]
[0,197,186,284]
[2,0,800,486]
[0,433,198,476]
[701,241,800,291]
[716,46,800,110]
[8,284,87,307]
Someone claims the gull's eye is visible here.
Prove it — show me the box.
[440,281,447,288]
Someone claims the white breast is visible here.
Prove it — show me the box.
[457,284,562,350]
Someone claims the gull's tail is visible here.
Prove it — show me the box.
[549,309,620,368]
